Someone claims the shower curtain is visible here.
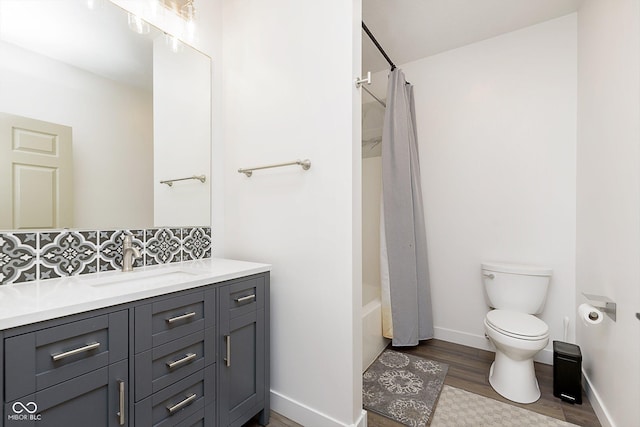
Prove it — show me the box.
[380,68,434,346]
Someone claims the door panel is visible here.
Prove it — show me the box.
[0,113,72,229]
[13,164,57,228]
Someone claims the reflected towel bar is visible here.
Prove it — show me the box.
[160,175,207,187]
[238,159,311,177]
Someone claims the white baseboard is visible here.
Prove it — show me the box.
[271,389,367,427]
[356,409,368,427]
[433,326,493,351]
[582,371,615,427]
[433,326,553,365]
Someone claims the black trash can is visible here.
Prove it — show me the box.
[553,341,582,404]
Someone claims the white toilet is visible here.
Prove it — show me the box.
[482,262,552,404]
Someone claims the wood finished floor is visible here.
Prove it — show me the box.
[242,339,601,427]
[368,340,601,427]
[242,412,302,427]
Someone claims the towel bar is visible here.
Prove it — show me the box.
[238,159,311,177]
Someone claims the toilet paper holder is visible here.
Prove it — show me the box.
[582,293,616,322]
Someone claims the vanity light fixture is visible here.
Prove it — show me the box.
[159,0,197,38]
[183,0,196,38]
[182,0,196,23]
[160,0,196,22]
[148,0,160,19]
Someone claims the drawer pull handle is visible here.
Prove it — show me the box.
[117,380,125,426]
[51,342,100,361]
[167,393,197,414]
[234,294,256,303]
[224,335,231,367]
[166,352,197,369]
[166,311,196,324]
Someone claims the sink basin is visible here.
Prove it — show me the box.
[86,267,206,289]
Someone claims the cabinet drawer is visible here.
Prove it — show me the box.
[4,311,128,402]
[135,291,214,353]
[219,277,265,319]
[135,329,215,402]
[173,404,215,427]
[135,365,215,427]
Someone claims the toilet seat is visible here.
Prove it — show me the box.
[485,310,549,341]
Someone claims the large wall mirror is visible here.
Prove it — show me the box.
[0,0,211,230]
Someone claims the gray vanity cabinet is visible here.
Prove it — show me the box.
[2,271,270,427]
[218,275,270,427]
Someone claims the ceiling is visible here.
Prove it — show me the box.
[362,0,583,73]
[0,0,156,90]
[1,1,583,86]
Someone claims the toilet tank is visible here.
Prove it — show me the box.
[482,262,552,314]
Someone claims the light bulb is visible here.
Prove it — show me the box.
[165,34,183,53]
[183,1,195,21]
[128,13,150,35]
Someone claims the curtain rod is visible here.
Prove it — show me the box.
[362,21,396,71]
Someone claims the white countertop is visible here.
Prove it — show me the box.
[0,258,271,331]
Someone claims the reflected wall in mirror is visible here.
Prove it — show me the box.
[0,0,211,230]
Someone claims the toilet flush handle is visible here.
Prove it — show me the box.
[483,272,495,279]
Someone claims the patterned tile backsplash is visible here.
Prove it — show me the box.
[0,227,212,286]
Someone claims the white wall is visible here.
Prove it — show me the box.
[221,1,364,426]
[0,41,153,229]
[576,1,640,426]
[368,15,577,362]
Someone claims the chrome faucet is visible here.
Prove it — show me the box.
[122,235,141,272]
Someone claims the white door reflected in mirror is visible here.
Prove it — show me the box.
[0,113,73,229]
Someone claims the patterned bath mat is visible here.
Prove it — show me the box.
[430,385,580,426]
[363,349,448,427]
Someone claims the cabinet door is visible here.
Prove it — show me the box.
[218,277,267,427]
[4,359,128,427]
[219,309,265,427]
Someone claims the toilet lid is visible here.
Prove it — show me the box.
[486,310,549,339]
